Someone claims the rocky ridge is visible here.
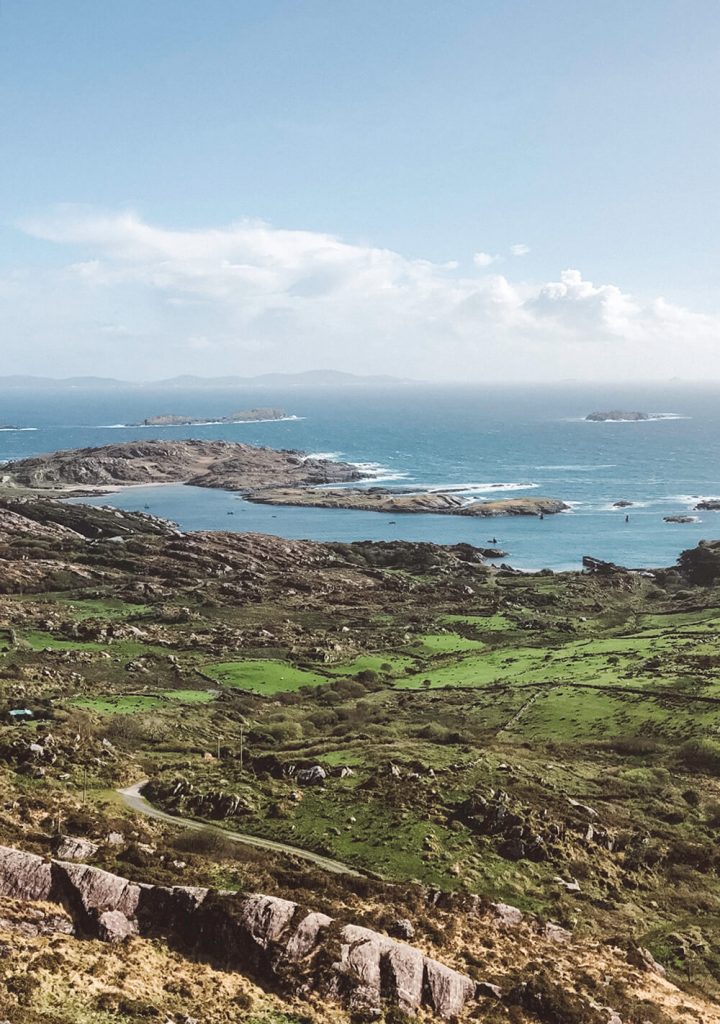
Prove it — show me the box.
[0,843,476,1018]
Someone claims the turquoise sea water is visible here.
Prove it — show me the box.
[1,382,719,571]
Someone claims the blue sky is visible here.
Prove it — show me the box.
[1,1,719,379]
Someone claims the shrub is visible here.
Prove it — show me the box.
[171,826,237,860]
[677,738,720,775]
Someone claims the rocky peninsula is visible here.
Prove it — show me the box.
[0,440,365,492]
[131,407,291,426]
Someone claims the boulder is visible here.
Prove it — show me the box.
[544,922,572,944]
[0,847,52,901]
[137,884,209,933]
[97,909,138,943]
[423,958,476,1017]
[489,901,523,927]
[389,917,415,940]
[51,835,100,862]
[296,765,327,786]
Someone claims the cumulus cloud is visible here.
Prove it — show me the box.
[4,207,719,380]
[510,243,531,256]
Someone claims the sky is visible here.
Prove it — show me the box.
[1,0,719,381]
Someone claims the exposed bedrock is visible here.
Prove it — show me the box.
[0,844,476,1019]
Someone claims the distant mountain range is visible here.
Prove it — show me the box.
[0,370,414,390]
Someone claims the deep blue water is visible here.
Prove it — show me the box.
[1,382,719,571]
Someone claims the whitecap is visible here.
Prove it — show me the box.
[302,451,342,461]
[534,464,616,471]
[412,481,540,494]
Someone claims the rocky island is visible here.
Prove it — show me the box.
[247,486,570,517]
[0,440,569,518]
[131,407,291,426]
[585,410,650,421]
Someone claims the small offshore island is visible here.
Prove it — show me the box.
[131,407,291,427]
[585,410,650,421]
[0,439,568,518]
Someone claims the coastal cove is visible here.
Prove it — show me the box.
[68,482,714,571]
[2,381,719,571]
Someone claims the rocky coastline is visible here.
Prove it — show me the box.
[0,441,569,519]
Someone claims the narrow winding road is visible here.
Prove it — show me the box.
[117,781,361,877]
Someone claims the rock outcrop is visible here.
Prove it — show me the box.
[0,844,477,1019]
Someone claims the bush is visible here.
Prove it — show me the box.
[171,826,237,860]
[262,720,303,743]
[677,738,720,775]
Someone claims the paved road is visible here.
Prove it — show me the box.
[117,781,361,877]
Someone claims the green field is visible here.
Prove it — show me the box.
[203,659,331,693]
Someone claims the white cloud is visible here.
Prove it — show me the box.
[510,243,531,256]
[473,251,499,268]
[3,207,719,380]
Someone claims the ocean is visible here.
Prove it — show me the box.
[1,382,719,571]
